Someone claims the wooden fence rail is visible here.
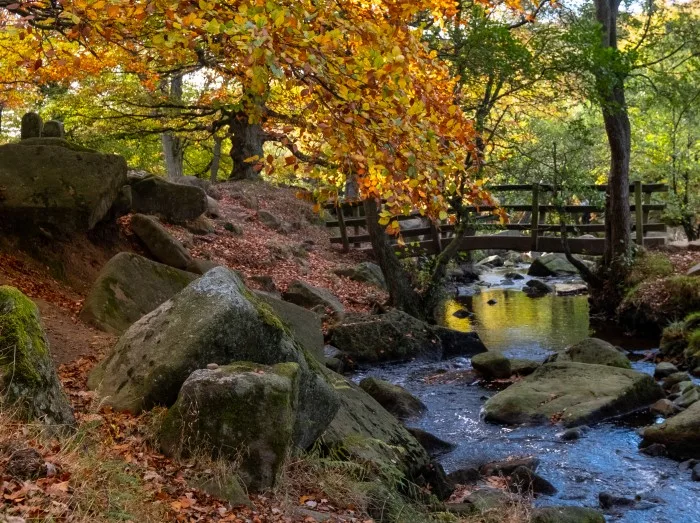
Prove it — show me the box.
[325,182,668,257]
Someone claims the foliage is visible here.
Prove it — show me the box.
[625,251,674,288]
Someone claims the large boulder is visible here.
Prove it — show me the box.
[359,377,426,421]
[431,326,488,359]
[130,214,195,271]
[160,362,299,491]
[0,139,127,234]
[641,401,700,459]
[283,281,345,320]
[483,362,663,427]
[0,286,74,426]
[253,291,324,362]
[80,252,198,334]
[333,262,386,289]
[88,268,338,449]
[130,176,207,223]
[329,309,440,363]
[545,338,631,369]
[318,367,429,477]
[527,253,578,277]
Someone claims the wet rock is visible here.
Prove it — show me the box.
[509,358,541,376]
[476,255,504,267]
[484,362,663,427]
[80,252,198,334]
[673,385,699,409]
[130,214,195,271]
[160,362,299,491]
[333,262,386,289]
[283,280,345,320]
[446,467,480,485]
[641,443,667,457]
[693,464,700,481]
[471,352,511,380]
[131,176,207,223]
[452,308,471,319]
[89,268,338,450]
[524,279,554,297]
[508,465,557,496]
[446,488,517,515]
[650,399,678,417]
[479,456,539,477]
[554,283,588,296]
[654,362,679,379]
[432,326,487,359]
[329,309,440,363]
[663,371,691,390]
[530,506,605,523]
[545,338,631,369]
[641,400,700,459]
[528,253,578,277]
[679,459,697,471]
[560,427,585,441]
[6,447,45,480]
[504,271,524,280]
[487,298,498,305]
[406,428,456,458]
[359,377,426,421]
[0,286,75,426]
[598,492,636,509]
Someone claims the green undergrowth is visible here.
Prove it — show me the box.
[625,251,674,288]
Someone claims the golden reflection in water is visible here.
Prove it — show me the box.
[441,290,590,352]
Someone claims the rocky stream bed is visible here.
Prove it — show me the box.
[354,267,700,523]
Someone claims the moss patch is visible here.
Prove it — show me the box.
[626,251,674,288]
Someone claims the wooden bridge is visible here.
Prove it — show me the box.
[325,182,668,257]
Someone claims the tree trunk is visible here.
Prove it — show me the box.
[228,113,264,181]
[593,0,631,269]
[161,74,185,179]
[362,199,425,320]
[210,136,222,183]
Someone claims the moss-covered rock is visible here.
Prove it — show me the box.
[660,321,688,358]
[527,254,578,277]
[318,366,430,478]
[641,400,700,459]
[130,214,195,271]
[160,362,299,491]
[80,253,198,334]
[329,309,441,363]
[483,362,662,427]
[0,286,74,426]
[359,377,426,421]
[546,338,631,369]
[131,176,207,223]
[530,506,606,523]
[88,267,338,450]
[685,329,700,369]
[0,141,127,234]
[471,352,511,379]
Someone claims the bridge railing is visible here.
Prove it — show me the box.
[324,182,668,257]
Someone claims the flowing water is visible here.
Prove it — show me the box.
[353,267,700,523]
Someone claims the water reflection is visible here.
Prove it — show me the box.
[441,289,590,359]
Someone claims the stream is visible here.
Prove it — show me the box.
[353,266,700,523]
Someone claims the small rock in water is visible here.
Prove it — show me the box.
[679,459,698,472]
[560,427,584,441]
[206,363,219,370]
[508,465,557,496]
[692,464,700,481]
[598,492,637,509]
[480,456,539,477]
[641,443,667,457]
[650,398,677,417]
[452,309,471,319]
[487,298,498,305]
[654,362,679,379]
[504,271,524,280]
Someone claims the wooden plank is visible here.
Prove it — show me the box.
[335,207,350,253]
[635,181,644,246]
[530,183,540,251]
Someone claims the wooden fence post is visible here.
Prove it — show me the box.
[531,183,540,251]
[430,221,442,254]
[336,205,350,253]
[634,181,644,246]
